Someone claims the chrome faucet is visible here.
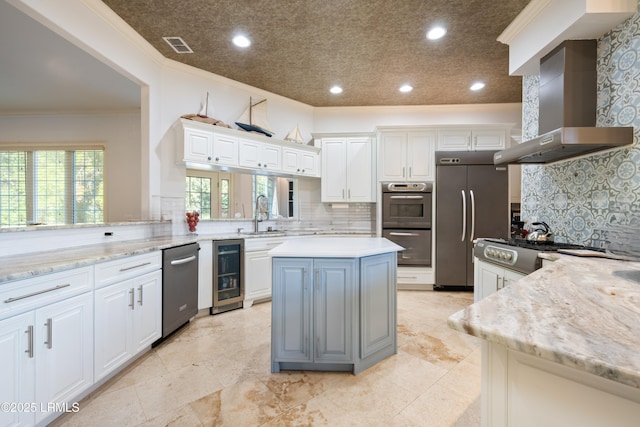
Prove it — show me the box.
[254,194,267,232]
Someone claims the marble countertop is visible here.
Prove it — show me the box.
[269,237,403,258]
[0,230,372,284]
[448,255,640,389]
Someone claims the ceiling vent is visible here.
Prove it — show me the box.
[162,36,193,54]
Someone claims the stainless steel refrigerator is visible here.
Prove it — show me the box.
[435,151,509,290]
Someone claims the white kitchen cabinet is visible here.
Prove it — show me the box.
[239,138,282,172]
[0,311,36,427]
[212,133,239,166]
[320,136,375,202]
[437,128,507,151]
[244,237,284,308]
[474,258,524,302]
[35,292,93,423]
[0,266,94,425]
[183,126,214,163]
[282,146,319,177]
[198,240,213,310]
[94,252,162,381]
[379,131,435,182]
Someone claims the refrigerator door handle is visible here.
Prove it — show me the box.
[461,190,466,242]
[469,189,476,241]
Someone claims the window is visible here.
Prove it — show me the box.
[185,170,232,219]
[253,175,278,218]
[0,147,104,227]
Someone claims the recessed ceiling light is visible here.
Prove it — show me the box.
[427,26,446,40]
[330,86,343,94]
[399,84,413,93]
[232,34,251,48]
[470,82,486,91]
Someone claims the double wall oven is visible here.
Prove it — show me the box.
[381,182,432,266]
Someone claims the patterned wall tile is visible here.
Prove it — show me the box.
[521,2,640,245]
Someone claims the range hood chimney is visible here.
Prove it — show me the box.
[494,40,633,165]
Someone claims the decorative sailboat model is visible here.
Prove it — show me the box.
[285,124,305,144]
[235,97,274,137]
[181,92,231,128]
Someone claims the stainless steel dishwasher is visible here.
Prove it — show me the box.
[161,243,199,338]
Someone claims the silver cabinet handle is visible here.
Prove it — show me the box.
[461,190,466,242]
[129,288,135,310]
[390,195,424,199]
[409,166,412,177]
[389,232,419,236]
[44,318,52,349]
[138,285,143,306]
[402,166,406,178]
[25,325,34,358]
[120,261,151,272]
[170,255,196,266]
[4,284,70,303]
[342,189,345,199]
[469,189,476,241]
[348,189,351,199]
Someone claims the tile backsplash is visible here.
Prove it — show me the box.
[521,5,640,246]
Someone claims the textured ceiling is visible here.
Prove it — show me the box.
[102,0,530,107]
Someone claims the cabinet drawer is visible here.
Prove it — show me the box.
[244,237,285,252]
[0,266,94,321]
[94,251,161,289]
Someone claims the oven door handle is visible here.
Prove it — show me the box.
[461,190,466,242]
[389,195,424,199]
[469,189,476,241]
[388,232,420,236]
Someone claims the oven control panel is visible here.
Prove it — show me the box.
[483,245,518,266]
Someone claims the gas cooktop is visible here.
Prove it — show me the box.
[484,238,604,252]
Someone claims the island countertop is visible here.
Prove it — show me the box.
[268,237,403,258]
[448,255,640,389]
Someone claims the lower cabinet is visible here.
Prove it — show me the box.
[243,237,284,308]
[0,291,94,426]
[94,270,162,381]
[474,258,525,302]
[271,253,396,374]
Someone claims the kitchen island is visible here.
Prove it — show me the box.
[269,237,403,374]
[448,254,640,426]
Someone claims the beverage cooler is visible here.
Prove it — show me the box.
[211,239,244,314]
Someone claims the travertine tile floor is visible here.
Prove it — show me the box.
[51,290,480,427]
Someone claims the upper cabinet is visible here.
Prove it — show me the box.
[318,135,375,203]
[437,128,507,151]
[176,119,319,178]
[379,131,436,182]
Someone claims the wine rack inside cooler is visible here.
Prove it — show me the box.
[211,239,244,314]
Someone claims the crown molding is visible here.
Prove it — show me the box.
[498,0,553,45]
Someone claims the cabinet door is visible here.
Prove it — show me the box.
[475,260,503,301]
[299,150,319,176]
[94,281,131,381]
[473,129,506,150]
[314,259,356,363]
[183,127,213,163]
[346,137,374,202]
[503,269,525,288]
[244,250,272,306]
[360,253,396,359]
[379,133,408,181]
[437,130,471,151]
[0,312,36,427]
[238,138,262,168]
[407,132,435,181]
[261,143,282,171]
[320,138,347,202]
[272,258,313,364]
[132,270,162,353]
[35,293,93,422]
[212,134,238,166]
[281,148,301,174]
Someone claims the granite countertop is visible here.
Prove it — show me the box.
[0,230,373,284]
[448,255,640,389]
[269,237,403,258]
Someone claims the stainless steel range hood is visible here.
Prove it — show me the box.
[494,40,633,165]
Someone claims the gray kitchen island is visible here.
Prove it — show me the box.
[269,237,403,374]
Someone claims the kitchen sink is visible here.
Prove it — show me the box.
[240,230,285,236]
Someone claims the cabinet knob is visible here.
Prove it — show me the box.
[258,163,262,167]
[207,156,212,161]
[215,157,219,162]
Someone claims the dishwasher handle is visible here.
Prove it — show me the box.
[170,255,197,266]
